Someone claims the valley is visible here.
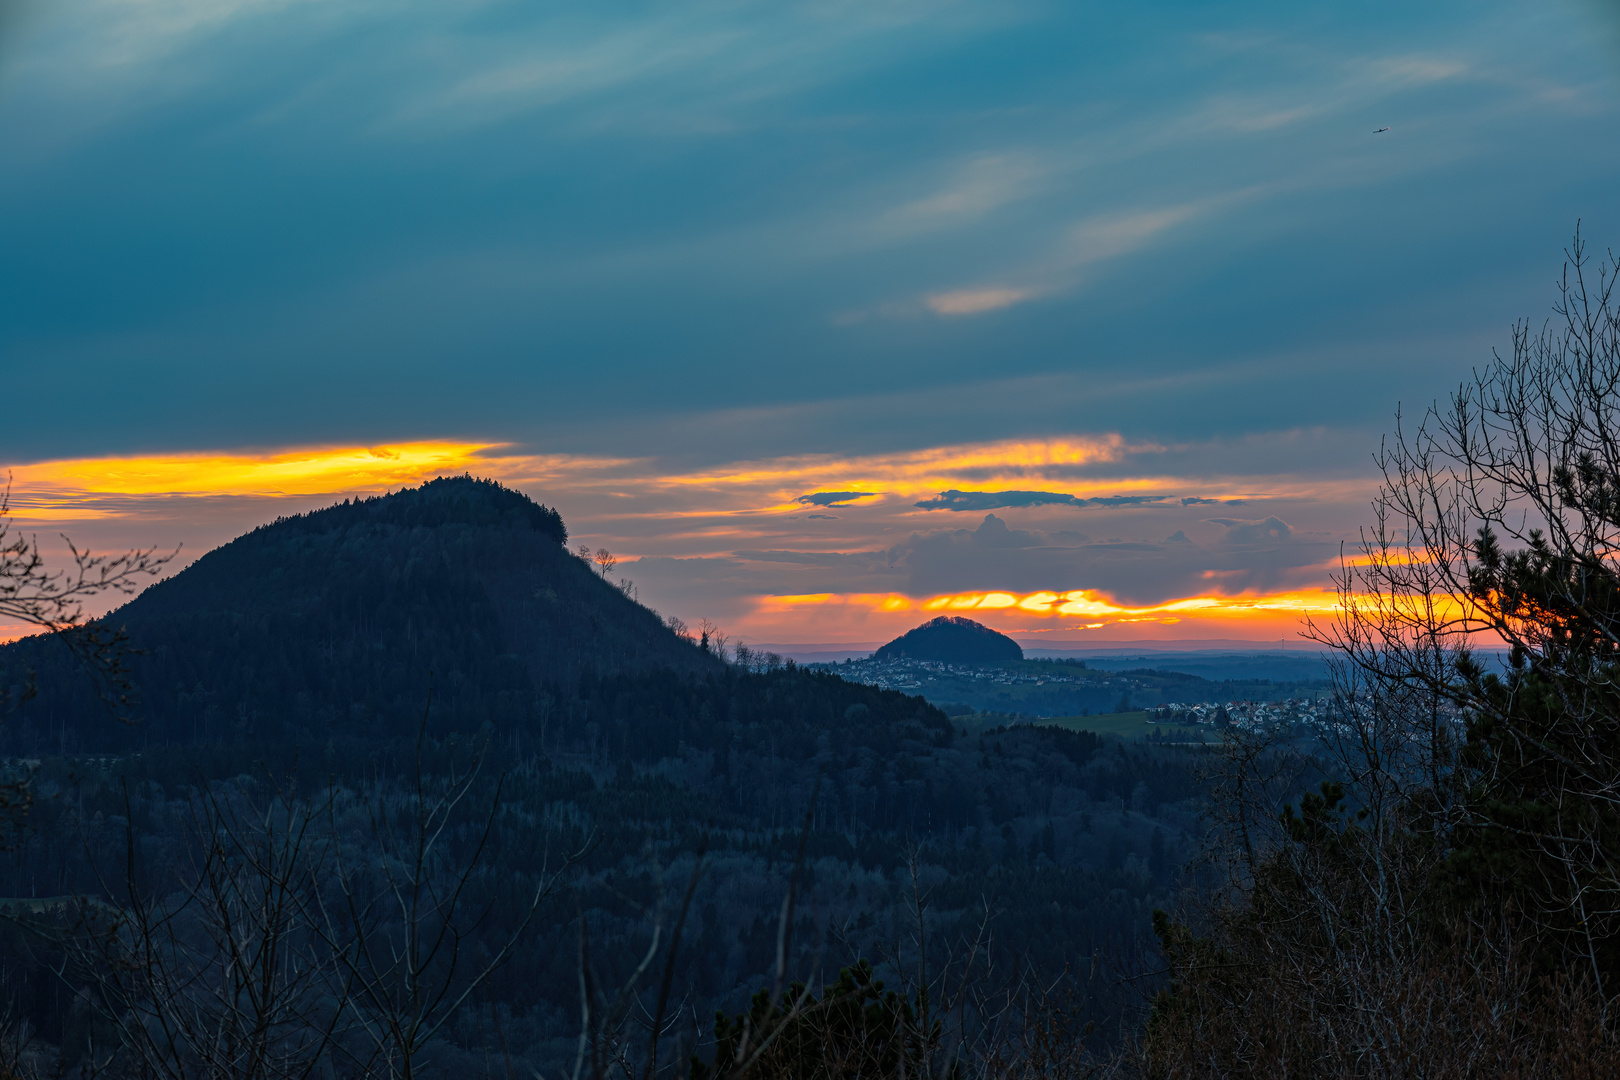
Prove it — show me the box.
[821,654,1327,722]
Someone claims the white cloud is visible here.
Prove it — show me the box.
[1063,203,1204,266]
[411,21,749,124]
[387,0,1027,134]
[6,0,330,84]
[1362,55,1467,86]
[1223,105,1317,132]
[925,287,1033,315]
[915,197,1217,318]
[890,153,1045,227]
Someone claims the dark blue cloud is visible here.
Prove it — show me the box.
[1208,517,1293,544]
[732,550,884,567]
[797,492,878,508]
[915,490,1084,510]
[884,514,1329,602]
[0,0,1616,467]
[914,489,1188,511]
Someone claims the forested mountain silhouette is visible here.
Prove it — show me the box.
[1,476,722,750]
[873,616,1023,663]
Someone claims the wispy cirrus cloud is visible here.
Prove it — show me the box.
[885,153,1048,241]
[918,197,1223,317]
[924,287,1035,315]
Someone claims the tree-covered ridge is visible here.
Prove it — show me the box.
[261,474,570,543]
[0,476,716,752]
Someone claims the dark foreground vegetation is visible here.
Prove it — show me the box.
[1145,233,1620,1077]
[4,233,1620,1079]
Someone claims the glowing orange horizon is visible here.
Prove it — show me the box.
[760,587,1347,622]
[0,438,1388,643]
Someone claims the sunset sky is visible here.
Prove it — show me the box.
[3,0,1619,648]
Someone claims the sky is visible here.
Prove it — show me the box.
[3,0,1619,648]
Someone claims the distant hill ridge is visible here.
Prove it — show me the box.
[1,476,719,750]
[873,617,1023,664]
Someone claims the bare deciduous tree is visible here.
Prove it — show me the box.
[0,481,174,836]
[58,698,580,1080]
[67,780,347,1080]
[0,480,175,715]
[1307,227,1620,984]
[316,704,577,1080]
[1147,229,1620,1076]
[695,620,726,660]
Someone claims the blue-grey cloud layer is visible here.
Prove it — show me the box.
[1,0,1618,466]
[798,491,879,508]
[627,512,1334,614]
[913,489,1230,511]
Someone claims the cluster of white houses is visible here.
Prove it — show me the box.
[835,656,1090,693]
[1151,698,1325,729]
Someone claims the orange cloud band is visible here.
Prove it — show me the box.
[0,438,1381,643]
[3,441,510,518]
[762,587,1347,621]
[2,435,1153,514]
[2,433,1339,533]
[659,435,1155,513]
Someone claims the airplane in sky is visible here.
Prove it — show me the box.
[1373,126,1390,133]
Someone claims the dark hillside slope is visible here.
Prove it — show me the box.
[1,476,719,751]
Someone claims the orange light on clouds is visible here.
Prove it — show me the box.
[735,587,1356,645]
[4,441,514,519]
[920,587,1346,621]
[660,435,1148,510]
[1,433,1196,525]
[761,593,915,613]
[0,434,1381,645]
